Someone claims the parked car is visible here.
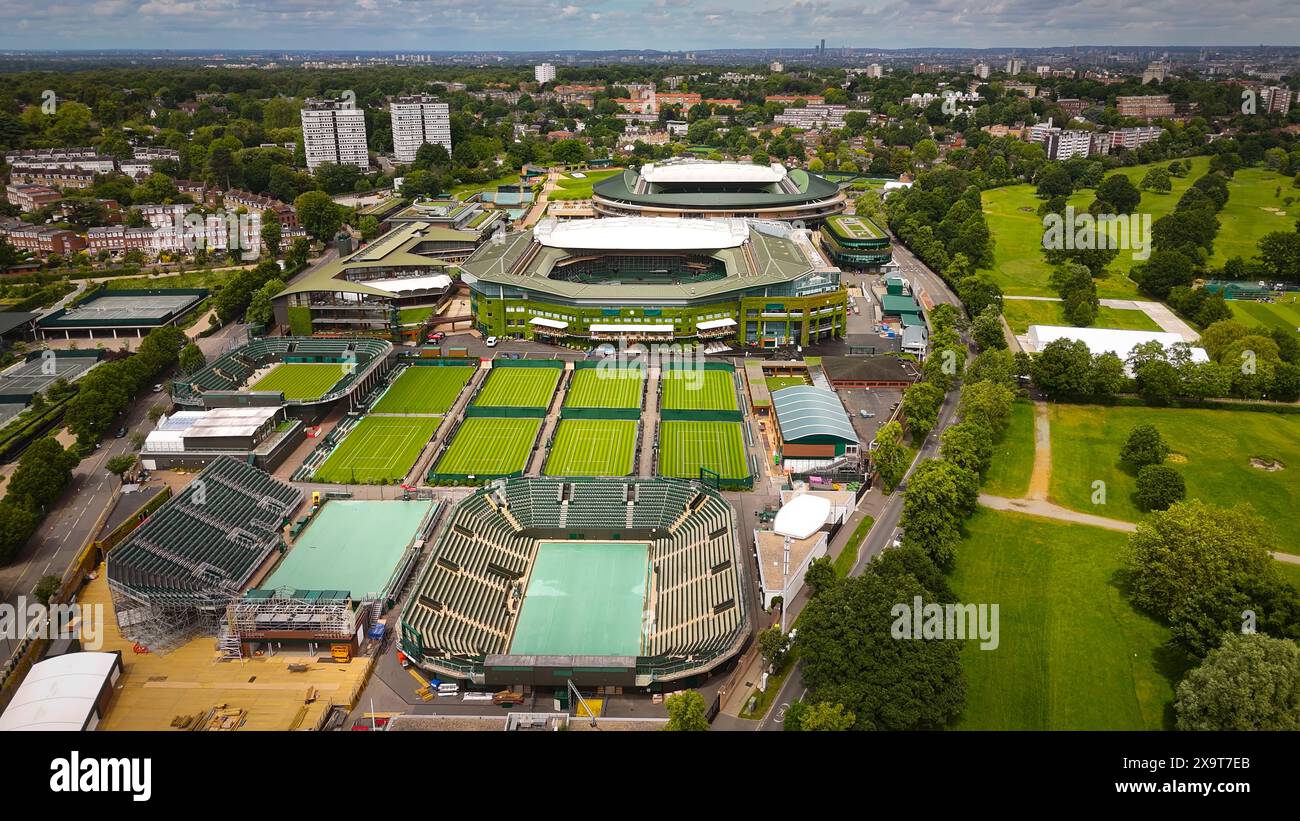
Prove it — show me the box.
[427,331,446,342]
[152,384,164,393]
[114,426,128,439]
[485,336,498,347]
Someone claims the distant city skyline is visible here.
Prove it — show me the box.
[2,0,1299,52]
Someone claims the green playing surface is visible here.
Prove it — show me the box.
[473,366,561,408]
[658,420,749,479]
[660,369,737,411]
[508,541,650,657]
[371,365,474,414]
[313,416,440,483]
[251,363,347,400]
[544,419,638,476]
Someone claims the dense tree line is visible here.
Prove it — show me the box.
[64,325,185,450]
[0,436,80,563]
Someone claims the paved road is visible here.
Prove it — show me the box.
[753,234,967,731]
[0,388,166,660]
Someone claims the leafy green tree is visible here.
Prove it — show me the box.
[796,702,857,731]
[757,627,789,669]
[971,306,1007,351]
[901,458,978,569]
[795,562,966,730]
[664,690,710,731]
[1031,338,1092,397]
[179,342,206,374]
[33,574,61,606]
[0,500,41,563]
[1123,500,1279,622]
[803,556,837,598]
[1134,464,1186,512]
[260,211,282,258]
[871,421,909,494]
[1140,166,1172,193]
[7,437,78,511]
[1094,174,1141,213]
[1120,424,1169,468]
[1175,633,1300,731]
[106,454,137,479]
[293,190,343,241]
[901,381,945,440]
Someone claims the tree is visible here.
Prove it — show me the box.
[971,307,1007,351]
[901,459,978,569]
[1122,500,1279,622]
[803,556,837,598]
[795,702,857,731]
[1133,358,1180,404]
[1140,166,1172,193]
[940,422,995,478]
[663,690,710,731]
[795,563,966,730]
[1120,424,1169,468]
[106,454,137,480]
[1031,338,1092,397]
[1174,633,1300,731]
[1035,165,1074,199]
[179,342,206,375]
[0,499,41,563]
[260,211,282,258]
[33,574,61,606]
[871,421,909,494]
[757,627,789,669]
[1134,464,1186,512]
[1258,231,1300,282]
[7,437,78,511]
[1094,174,1142,213]
[293,190,343,241]
[901,381,945,440]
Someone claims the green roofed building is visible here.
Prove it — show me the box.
[592,159,846,222]
[272,219,495,341]
[460,216,848,348]
[770,385,861,470]
[820,214,892,270]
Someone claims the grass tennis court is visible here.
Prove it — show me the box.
[1230,296,1300,342]
[264,499,432,597]
[251,363,346,400]
[509,541,649,656]
[564,367,645,409]
[372,365,474,414]
[314,416,440,484]
[473,366,561,409]
[659,421,748,479]
[660,368,737,411]
[434,417,541,476]
[544,419,638,476]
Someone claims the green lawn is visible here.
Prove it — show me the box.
[658,421,749,479]
[371,365,473,414]
[251,363,346,400]
[451,172,522,199]
[661,369,738,412]
[950,509,1178,730]
[564,367,645,409]
[765,376,809,393]
[473,366,561,409]
[1048,404,1300,553]
[314,416,440,484]
[832,515,875,578]
[550,169,623,199]
[544,419,639,476]
[434,417,540,476]
[979,157,1210,299]
[1276,560,1300,593]
[397,306,435,326]
[982,399,1036,499]
[1229,295,1300,342]
[1000,300,1161,334]
[981,158,1300,300]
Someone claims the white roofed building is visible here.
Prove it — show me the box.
[0,651,123,732]
[1024,325,1208,374]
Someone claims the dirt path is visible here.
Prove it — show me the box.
[1026,401,1051,501]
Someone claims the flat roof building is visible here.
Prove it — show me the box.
[592,159,846,222]
[390,95,452,165]
[301,98,369,172]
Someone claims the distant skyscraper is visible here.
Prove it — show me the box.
[535,62,557,84]
[300,99,369,172]
[1006,57,1024,75]
[866,63,883,79]
[389,96,452,165]
[973,62,990,79]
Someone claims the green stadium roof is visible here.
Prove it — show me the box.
[771,385,858,444]
[593,163,842,210]
[276,221,474,299]
[824,214,887,241]
[460,217,835,301]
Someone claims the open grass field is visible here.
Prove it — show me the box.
[550,168,623,200]
[434,417,540,476]
[473,366,561,409]
[765,375,810,392]
[1277,560,1300,593]
[1000,300,1161,334]
[660,369,738,411]
[980,158,1300,300]
[982,399,1036,498]
[1229,295,1300,341]
[658,421,748,479]
[372,365,474,414]
[314,416,441,484]
[564,367,644,409]
[1047,404,1300,553]
[544,419,639,476]
[450,172,521,199]
[251,363,346,400]
[950,509,1178,730]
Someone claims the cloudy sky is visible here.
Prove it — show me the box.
[2,0,1299,51]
